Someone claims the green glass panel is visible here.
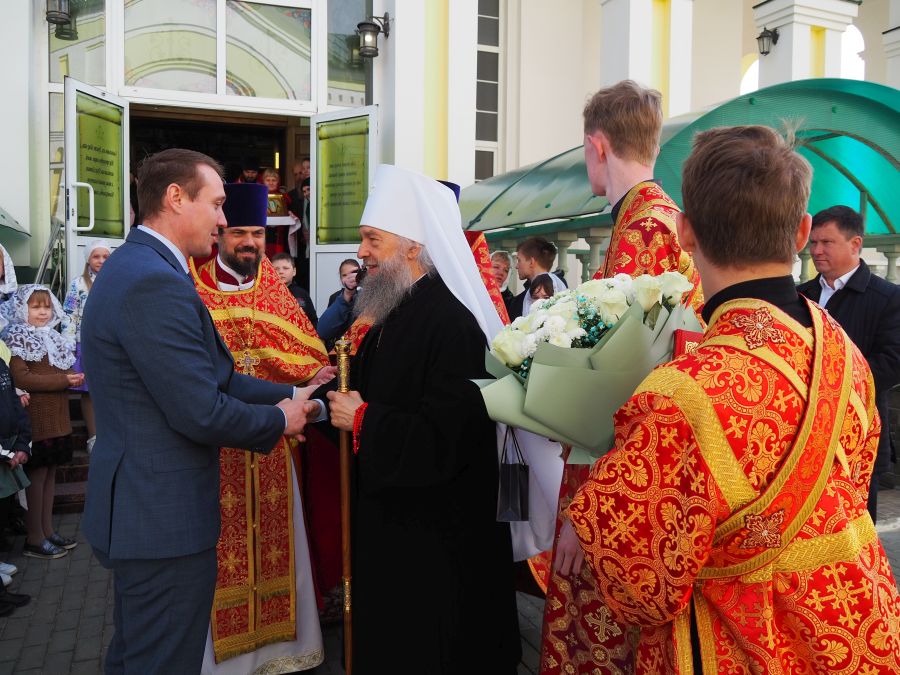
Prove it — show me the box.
[327,0,366,108]
[49,0,106,86]
[125,0,216,92]
[226,1,312,100]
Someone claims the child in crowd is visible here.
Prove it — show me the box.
[6,286,81,560]
[0,311,31,614]
[528,273,556,305]
[62,240,110,443]
[261,168,290,258]
[271,252,318,327]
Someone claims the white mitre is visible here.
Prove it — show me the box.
[359,164,504,342]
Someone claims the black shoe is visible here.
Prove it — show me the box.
[0,589,30,607]
[23,539,68,560]
[48,533,77,550]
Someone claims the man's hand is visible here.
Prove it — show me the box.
[277,397,312,441]
[326,390,364,432]
[16,389,29,408]
[553,520,584,577]
[309,366,337,386]
[67,373,85,387]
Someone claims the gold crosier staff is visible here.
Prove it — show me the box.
[334,338,353,674]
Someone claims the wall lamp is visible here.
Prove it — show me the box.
[357,13,390,58]
[757,26,779,56]
[46,0,71,25]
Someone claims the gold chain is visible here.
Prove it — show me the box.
[207,259,262,375]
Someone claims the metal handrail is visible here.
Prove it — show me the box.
[34,217,67,300]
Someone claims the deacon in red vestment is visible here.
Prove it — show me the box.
[192,183,333,674]
[540,81,703,675]
[568,126,900,673]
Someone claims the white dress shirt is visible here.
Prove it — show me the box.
[818,265,859,307]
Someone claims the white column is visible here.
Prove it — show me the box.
[886,14,900,89]
[599,0,653,86]
[753,0,859,87]
[446,0,477,187]
[668,0,693,117]
[584,231,610,279]
[372,0,427,172]
[0,1,36,264]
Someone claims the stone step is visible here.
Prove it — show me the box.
[53,479,86,514]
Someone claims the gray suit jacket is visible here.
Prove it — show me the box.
[82,228,293,559]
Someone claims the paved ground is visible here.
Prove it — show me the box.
[2,489,900,674]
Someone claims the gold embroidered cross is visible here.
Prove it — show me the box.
[732,307,786,350]
[740,509,785,549]
[239,350,261,376]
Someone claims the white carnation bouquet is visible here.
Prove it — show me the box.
[479,272,703,463]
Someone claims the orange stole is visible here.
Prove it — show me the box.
[566,300,900,673]
[190,257,329,663]
[465,231,511,325]
[540,181,705,675]
[595,181,703,314]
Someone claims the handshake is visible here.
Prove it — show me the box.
[275,365,365,440]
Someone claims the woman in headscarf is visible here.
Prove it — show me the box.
[61,239,111,442]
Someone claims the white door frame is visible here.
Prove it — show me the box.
[64,77,130,284]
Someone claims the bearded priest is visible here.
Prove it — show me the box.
[190,182,334,674]
[310,165,522,674]
[567,126,900,673]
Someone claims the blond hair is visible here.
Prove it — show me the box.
[583,80,662,165]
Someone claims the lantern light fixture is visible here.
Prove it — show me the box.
[356,13,390,58]
[757,26,780,56]
[46,0,71,25]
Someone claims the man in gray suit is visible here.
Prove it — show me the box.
[81,148,313,674]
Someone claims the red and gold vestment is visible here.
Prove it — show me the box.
[567,298,900,673]
[540,181,703,674]
[191,256,329,666]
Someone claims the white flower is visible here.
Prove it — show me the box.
[522,333,538,358]
[542,315,568,335]
[609,273,636,304]
[515,308,548,334]
[491,329,531,367]
[548,333,572,348]
[631,275,663,312]
[658,271,693,306]
[594,288,629,324]
[545,298,578,321]
[575,279,611,304]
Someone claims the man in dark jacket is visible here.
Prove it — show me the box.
[797,205,900,521]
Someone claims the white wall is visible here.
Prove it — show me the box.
[0,2,37,264]
[691,0,744,110]
[506,0,601,168]
[857,0,889,84]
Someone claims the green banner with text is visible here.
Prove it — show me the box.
[76,92,125,238]
[316,116,369,244]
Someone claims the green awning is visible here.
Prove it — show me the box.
[0,205,29,237]
[462,78,900,242]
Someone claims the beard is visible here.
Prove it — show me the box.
[222,246,262,277]
[353,252,417,326]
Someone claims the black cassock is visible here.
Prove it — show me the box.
[349,274,521,674]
